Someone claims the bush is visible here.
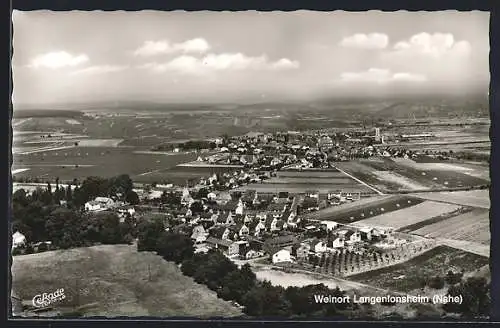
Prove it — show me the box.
[428,276,445,289]
[445,270,463,285]
[37,242,49,252]
[24,244,34,255]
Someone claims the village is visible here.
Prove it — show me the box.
[11,126,456,279]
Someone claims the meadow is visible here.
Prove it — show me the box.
[11,244,243,318]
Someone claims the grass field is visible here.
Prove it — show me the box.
[304,195,423,224]
[349,245,490,293]
[411,208,490,245]
[354,201,461,230]
[11,244,242,318]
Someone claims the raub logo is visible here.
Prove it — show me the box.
[32,288,66,308]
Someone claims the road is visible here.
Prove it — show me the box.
[334,166,385,195]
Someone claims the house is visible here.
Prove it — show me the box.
[264,214,275,231]
[271,218,286,232]
[320,221,338,231]
[215,192,233,205]
[305,190,320,199]
[251,220,266,237]
[272,249,293,264]
[296,243,311,260]
[12,231,26,249]
[191,225,208,244]
[281,209,296,224]
[217,211,234,225]
[237,240,251,259]
[181,188,193,206]
[209,226,231,240]
[268,203,287,218]
[309,239,328,253]
[327,235,345,249]
[264,234,298,253]
[235,201,245,216]
[84,196,115,212]
[118,206,135,217]
[206,237,239,257]
[344,230,362,243]
[243,213,255,224]
[359,227,373,241]
[228,223,250,239]
[207,192,217,201]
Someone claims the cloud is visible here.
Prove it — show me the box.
[70,65,129,75]
[339,33,389,49]
[271,58,301,70]
[29,51,89,69]
[391,33,471,58]
[133,38,210,56]
[138,53,300,74]
[340,68,427,83]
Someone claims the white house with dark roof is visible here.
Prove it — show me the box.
[272,249,293,264]
[12,231,26,250]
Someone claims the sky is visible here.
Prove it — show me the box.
[12,10,490,105]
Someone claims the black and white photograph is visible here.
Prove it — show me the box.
[10,9,491,320]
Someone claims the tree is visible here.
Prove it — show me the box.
[445,270,463,285]
[126,190,140,205]
[155,232,194,263]
[190,201,204,214]
[137,220,165,252]
[218,264,257,303]
[443,277,490,318]
[196,188,209,200]
[66,184,73,202]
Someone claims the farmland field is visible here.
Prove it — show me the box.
[11,244,243,318]
[411,208,490,245]
[411,190,490,209]
[277,170,344,178]
[304,195,424,224]
[237,183,375,194]
[265,177,356,185]
[349,245,490,293]
[360,159,489,189]
[12,147,198,183]
[354,201,461,230]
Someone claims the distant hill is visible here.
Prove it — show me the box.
[13,109,84,119]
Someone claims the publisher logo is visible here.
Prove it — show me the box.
[32,288,66,308]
